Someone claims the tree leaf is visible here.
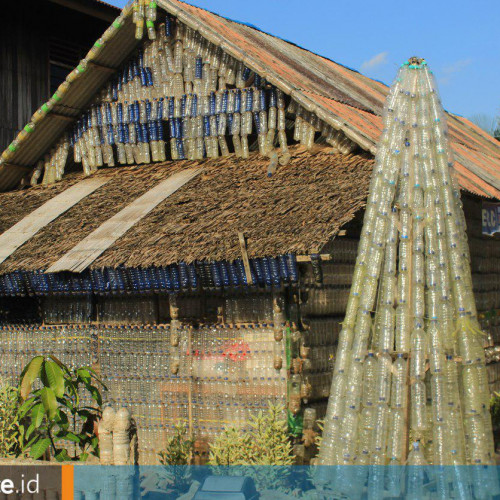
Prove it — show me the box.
[31,403,45,428]
[40,387,57,420]
[18,398,36,419]
[54,449,71,462]
[56,431,81,444]
[42,361,65,398]
[76,368,91,383]
[85,383,102,406]
[55,409,69,429]
[25,422,36,441]
[49,355,71,375]
[29,438,50,459]
[20,356,44,399]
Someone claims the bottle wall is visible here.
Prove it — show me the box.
[0,291,288,465]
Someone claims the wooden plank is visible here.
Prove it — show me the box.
[47,167,203,273]
[238,231,253,285]
[0,163,32,174]
[296,254,332,262]
[0,176,109,265]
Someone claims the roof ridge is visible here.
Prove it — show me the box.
[298,88,381,117]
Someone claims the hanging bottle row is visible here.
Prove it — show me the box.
[0,254,298,297]
[30,14,358,185]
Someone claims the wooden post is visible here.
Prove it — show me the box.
[187,325,193,437]
[238,232,253,285]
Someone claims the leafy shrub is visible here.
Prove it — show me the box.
[209,404,294,490]
[18,355,106,461]
[0,378,20,457]
[158,423,194,492]
[209,403,294,466]
[158,423,194,465]
[490,392,500,430]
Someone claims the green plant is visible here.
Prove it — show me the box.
[209,403,294,466]
[159,423,194,465]
[0,378,21,457]
[209,404,294,490]
[490,392,500,429]
[158,424,194,493]
[18,355,106,462]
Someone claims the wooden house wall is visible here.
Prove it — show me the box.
[0,0,112,153]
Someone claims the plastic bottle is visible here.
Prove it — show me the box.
[362,352,377,407]
[391,354,407,409]
[411,380,428,431]
[375,352,392,404]
[410,328,427,380]
[370,403,389,458]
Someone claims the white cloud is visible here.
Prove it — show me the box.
[439,58,472,85]
[361,52,389,71]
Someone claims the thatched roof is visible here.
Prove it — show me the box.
[0,0,499,198]
[0,146,372,274]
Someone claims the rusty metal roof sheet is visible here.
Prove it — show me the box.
[1,0,499,199]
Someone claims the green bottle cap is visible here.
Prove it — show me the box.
[24,124,34,133]
[146,20,154,28]
[113,20,122,29]
[8,143,17,152]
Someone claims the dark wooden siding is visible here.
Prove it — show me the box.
[0,0,114,152]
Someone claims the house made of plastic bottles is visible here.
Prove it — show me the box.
[0,0,499,465]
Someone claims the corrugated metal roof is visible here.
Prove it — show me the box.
[164,0,500,199]
[1,0,499,199]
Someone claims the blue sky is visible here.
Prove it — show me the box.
[107,0,499,120]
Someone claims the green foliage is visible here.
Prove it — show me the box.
[18,355,106,462]
[0,378,21,457]
[208,404,294,490]
[490,392,500,429]
[158,424,194,493]
[158,423,194,465]
[314,419,324,451]
[209,403,294,466]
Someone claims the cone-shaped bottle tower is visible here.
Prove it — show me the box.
[318,57,495,466]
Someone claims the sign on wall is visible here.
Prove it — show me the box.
[482,202,500,235]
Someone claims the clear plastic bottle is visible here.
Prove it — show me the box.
[376,352,392,404]
[411,380,428,431]
[362,352,377,408]
[391,354,407,409]
[410,328,427,380]
[387,408,407,463]
[461,364,482,415]
[370,403,389,458]
[344,358,364,410]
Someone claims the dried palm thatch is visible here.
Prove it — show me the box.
[0,146,372,274]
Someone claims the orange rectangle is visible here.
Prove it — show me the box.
[61,464,74,500]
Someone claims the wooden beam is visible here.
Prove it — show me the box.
[238,232,253,285]
[50,112,78,122]
[0,163,32,174]
[296,254,331,262]
[47,168,203,273]
[48,0,118,22]
[88,61,118,73]
[0,177,109,265]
